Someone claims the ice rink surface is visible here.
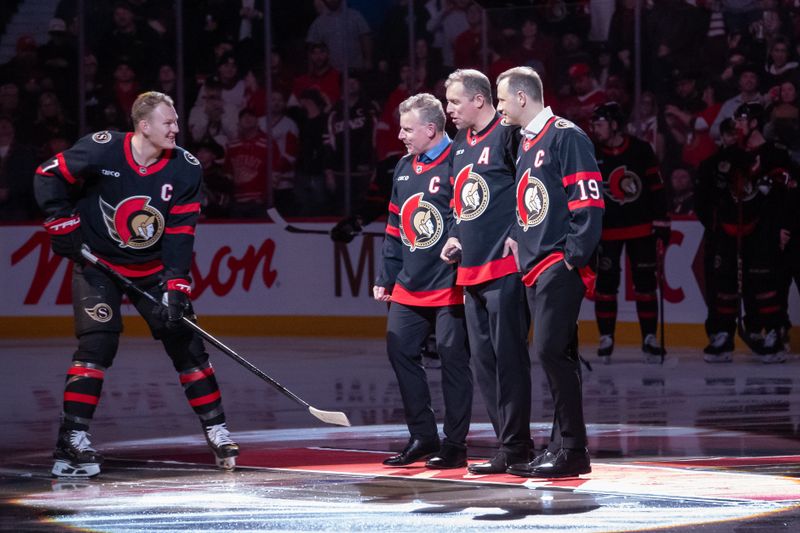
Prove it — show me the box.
[1,336,799,532]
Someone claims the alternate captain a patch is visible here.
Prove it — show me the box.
[399,192,443,251]
[453,164,490,223]
[516,169,549,231]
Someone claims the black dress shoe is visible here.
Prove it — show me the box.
[505,449,558,477]
[425,445,467,469]
[382,438,440,466]
[468,451,529,474]
[509,448,590,478]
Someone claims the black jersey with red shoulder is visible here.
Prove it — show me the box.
[594,134,667,241]
[450,113,520,285]
[514,111,604,287]
[34,130,203,280]
[376,143,463,307]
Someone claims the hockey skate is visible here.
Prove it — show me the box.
[703,332,734,363]
[757,330,787,364]
[204,423,239,470]
[597,335,614,364]
[641,334,665,364]
[52,429,103,478]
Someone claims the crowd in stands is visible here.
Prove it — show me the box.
[0,0,798,223]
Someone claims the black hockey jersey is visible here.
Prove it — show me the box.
[513,109,604,287]
[450,113,520,285]
[697,142,792,237]
[34,130,203,280]
[594,135,667,241]
[376,143,463,307]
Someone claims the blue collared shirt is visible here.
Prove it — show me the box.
[419,133,451,163]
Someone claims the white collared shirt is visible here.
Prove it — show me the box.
[521,106,554,138]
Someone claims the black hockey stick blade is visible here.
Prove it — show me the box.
[267,207,384,238]
[79,247,351,427]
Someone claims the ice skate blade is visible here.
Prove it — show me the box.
[759,353,787,365]
[599,355,611,365]
[703,353,732,363]
[215,455,236,471]
[643,354,662,364]
[51,459,100,478]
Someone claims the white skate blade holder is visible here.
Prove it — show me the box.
[52,459,101,478]
[214,455,237,471]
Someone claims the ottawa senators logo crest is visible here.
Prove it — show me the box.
[516,169,548,231]
[99,195,164,249]
[84,303,113,322]
[605,165,642,205]
[399,192,443,251]
[453,164,490,223]
[92,131,112,144]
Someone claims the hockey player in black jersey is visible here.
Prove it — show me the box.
[441,69,531,474]
[497,66,604,479]
[697,103,792,363]
[589,102,669,364]
[374,93,472,469]
[34,92,238,477]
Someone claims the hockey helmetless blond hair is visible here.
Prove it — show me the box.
[445,68,493,101]
[131,91,175,129]
[496,66,544,104]
[398,93,446,132]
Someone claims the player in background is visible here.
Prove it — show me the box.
[440,69,532,474]
[589,102,670,364]
[374,93,472,470]
[496,67,604,479]
[697,103,791,363]
[34,91,238,477]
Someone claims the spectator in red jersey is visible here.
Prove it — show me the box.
[560,62,608,132]
[290,42,341,112]
[224,107,278,218]
[514,17,554,78]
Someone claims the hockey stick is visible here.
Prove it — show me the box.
[79,247,351,427]
[732,177,758,353]
[267,207,384,237]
